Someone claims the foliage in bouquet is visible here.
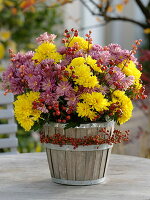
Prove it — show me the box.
[2,29,147,131]
[0,0,62,60]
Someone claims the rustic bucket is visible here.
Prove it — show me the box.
[43,121,114,185]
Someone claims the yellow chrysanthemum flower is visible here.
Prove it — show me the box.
[76,102,91,118]
[13,92,41,131]
[135,82,142,90]
[76,76,98,88]
[70,57,85,66]
[112,90,133,124]
[73,85,79,92]
[32,42,62,63]
[65,57,86,77]
[66,57,99,88]
[81,92,110,112]
[87,110,97,121]
[73,64,91,76]
[73,64,98,88]
[86,56,102,72]
[67,36,92,51]
[118,60,141,84]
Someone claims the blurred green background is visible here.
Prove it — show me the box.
[0,0,63,153]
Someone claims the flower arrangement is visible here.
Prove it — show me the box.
[2,29,147,133]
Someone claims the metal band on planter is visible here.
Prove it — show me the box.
[45,143,113,151]
[52,177,106,186]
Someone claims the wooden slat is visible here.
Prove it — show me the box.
[84,151,95,180]
[99,150,108,178]
[0,138,18,149]
[65,128,76,138]
[86,127,99,138]
[66,151,76,180]
[51,150,60,179]
[46,149,54,177]
[49,127,55,137]
[89,127,98,136]
[0,92,14,104]
[75,151,86,181]
[93,150,103,179]
[0,109,14,119]
[57,150,67,179]
[0,124,17,134]
[55,127,64,135]
[76,128,86,138]
[103,148,112,177]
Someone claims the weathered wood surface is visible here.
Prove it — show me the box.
[0,153,150,200]
[46,147,110,181]
[42,121,114,139]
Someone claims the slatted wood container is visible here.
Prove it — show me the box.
[43,121,114,185]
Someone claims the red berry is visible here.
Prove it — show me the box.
[39,98,44,102]
[137,64,142,71]
[109,70,113,75]
[48,106,52,110]
[56,111,61,116]
[58,75,63,80]
[101,66,108,71]
[57,119,61,123]
[61,66,66,70]
[74,32,78,37]
[72,74,76,78]
[64,71,69,76]
[53,112,56,116]
[66,115,71,120]
[54,103,59,108]
[62,119,66,123]
[33,105,37,109]
[62,106,67,111]
[70,66,74,70]
[65,29,68,33]
[66,34,70,38]
[141,94,147,99]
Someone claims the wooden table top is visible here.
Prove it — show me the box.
[0,152,150,200]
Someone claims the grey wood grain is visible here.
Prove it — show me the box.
[103,148,112,177]
[0,153,150,200]
[50,150,60,179]
[46,148,54,177]
[57,150,67,179]
[75,151,86,180]
[99,150,108,178]
[93,150,103,179]
[66,151,76,180]
[65,128,76,138]
[84,151,95,180]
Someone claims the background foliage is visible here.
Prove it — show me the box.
[0,0,63,153]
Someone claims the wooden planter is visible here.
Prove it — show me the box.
[43,121,114,185]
